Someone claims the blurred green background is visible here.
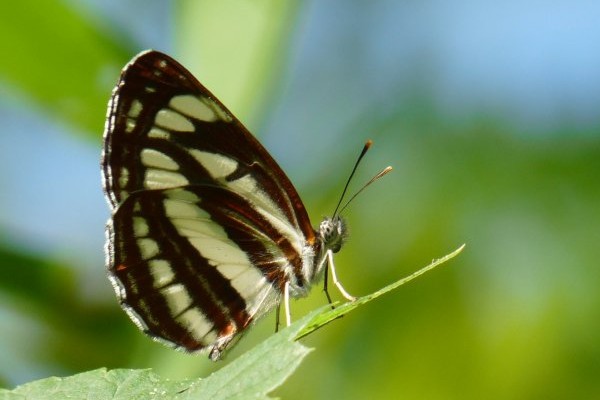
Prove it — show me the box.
[1,1,599,398]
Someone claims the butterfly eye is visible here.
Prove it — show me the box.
[319,217,347,254]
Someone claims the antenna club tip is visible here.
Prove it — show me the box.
[374,166,393,179]
[365,139,373,148]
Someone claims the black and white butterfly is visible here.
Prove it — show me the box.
[102,50,388,360]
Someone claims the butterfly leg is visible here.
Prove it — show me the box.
[284,280,292,326]
[275,302,281,332]
[322,263,335,309]
[327,249,357,301]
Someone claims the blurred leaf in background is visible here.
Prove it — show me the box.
[0,0,599,399]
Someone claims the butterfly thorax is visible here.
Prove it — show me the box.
[287,216,347,298]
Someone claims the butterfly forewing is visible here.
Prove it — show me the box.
[102,51,320,358]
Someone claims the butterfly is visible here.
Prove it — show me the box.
[102,50,389,360]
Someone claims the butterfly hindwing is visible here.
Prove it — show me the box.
[108,187,283,353]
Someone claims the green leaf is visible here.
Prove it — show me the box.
[0,245,464,399]
[179,311,313,400]
[296,244,466,340]
[0,369,192,400]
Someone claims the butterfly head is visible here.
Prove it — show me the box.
[319,216,348,254]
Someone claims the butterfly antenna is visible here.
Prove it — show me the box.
[338,165,392,215]
[332,140,373,217]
